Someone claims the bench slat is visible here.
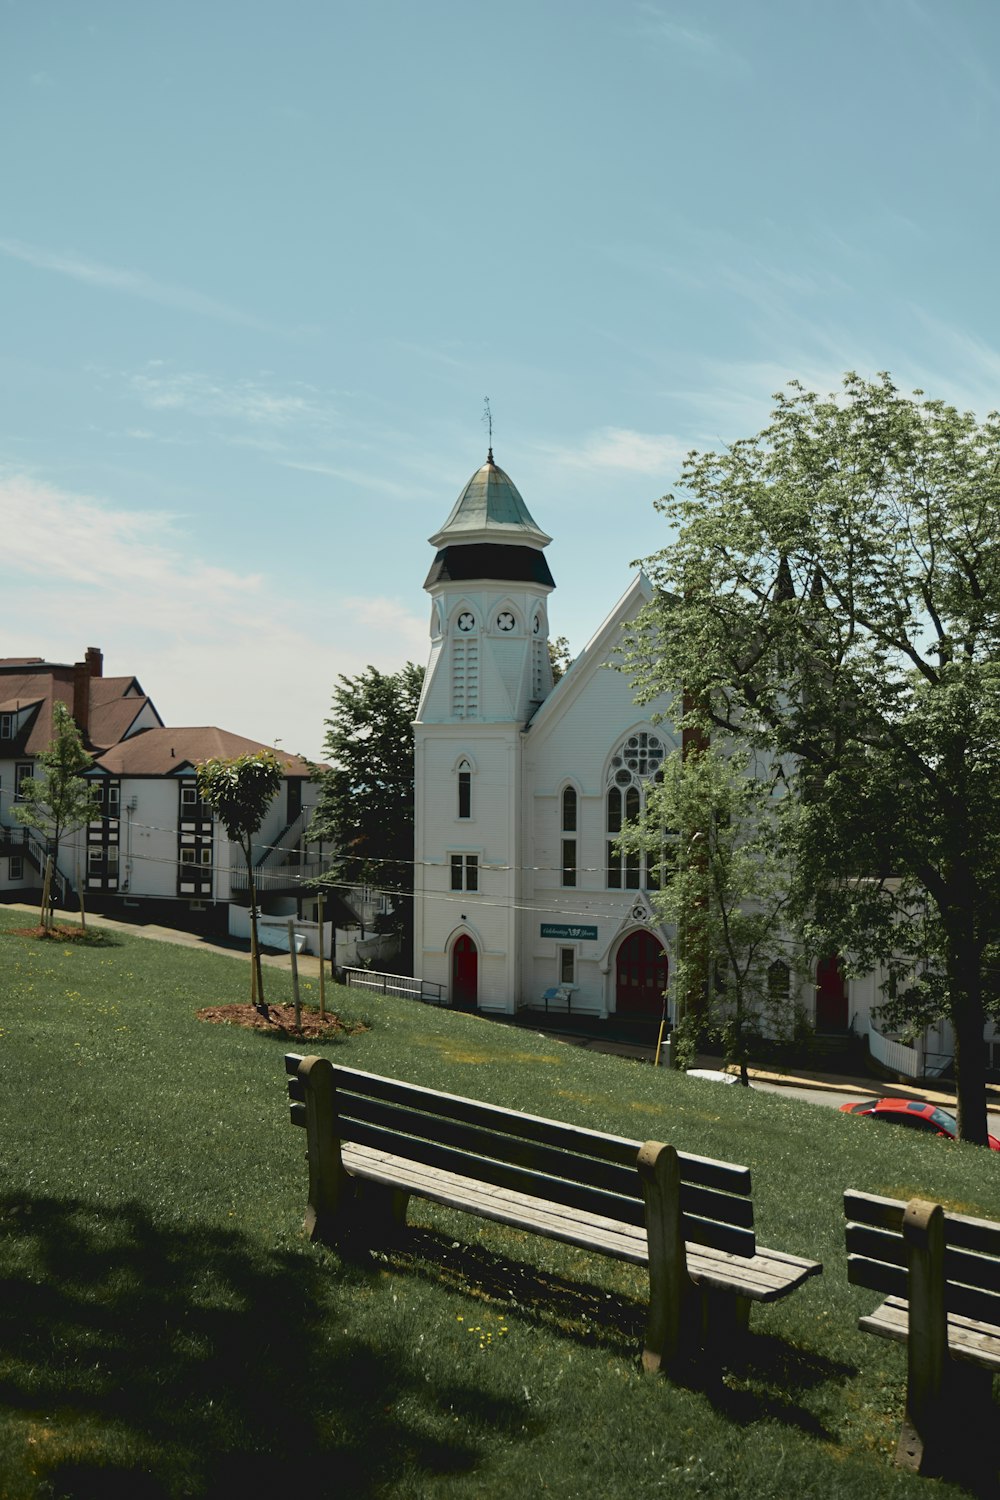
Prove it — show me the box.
[848,1252,1000,1327]
[859,1296,1000,1371]
[845,1189,1000,1257]
[847,1222,1000,1297]
[342,1143,800,1288]
[330,1090,755,1232]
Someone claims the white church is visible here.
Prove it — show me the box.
[412,449,852,1034]
[409,449,999,1085]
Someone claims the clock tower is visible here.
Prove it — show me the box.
[413,449,555,1010]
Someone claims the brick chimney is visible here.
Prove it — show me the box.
[85,646,103,678]
[72,661,91,740]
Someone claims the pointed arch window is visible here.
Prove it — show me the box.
[561,785,577,887]
[605,730,669,890]
[457,760,472,820]
[767,959,791,1002]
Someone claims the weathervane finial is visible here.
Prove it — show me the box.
[483,396,494,464]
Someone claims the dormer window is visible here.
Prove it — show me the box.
[0,713,13,740]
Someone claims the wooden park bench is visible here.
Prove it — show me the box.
[845,1189,1000,1479]
[285,1054,822,1373]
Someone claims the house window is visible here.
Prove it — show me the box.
[458,761,472,820]
[559,947,575,985]
[561,786,577,887]
[180,782,211,819]
[767,959,791,1001]
[450,853,479,892]
[88,848,103,876]
[15,764,33,801]
[8,856,23,880]
[0,713,12,739]
[200,846,212,866]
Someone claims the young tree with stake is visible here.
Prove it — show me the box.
[14,702,100,931]
[197,750,284,1012]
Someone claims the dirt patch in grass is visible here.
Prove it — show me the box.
[196,1003,367,1040]
[7,924,110,944]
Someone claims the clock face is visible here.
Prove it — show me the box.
[532,613,541,635]
[497,611,515,632]
[457,611,475,632]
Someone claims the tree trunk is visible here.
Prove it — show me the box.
[247,858,265,1007]
[951,981,988,1146]
[942,881,989,1145]
[40,855,53,932]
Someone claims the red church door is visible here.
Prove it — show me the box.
[815,954,848,1033]
[615,931,668,1015]
[451,935,478,1010]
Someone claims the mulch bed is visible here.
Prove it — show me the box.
[196,1004,367,1040]
[7,924,104,942]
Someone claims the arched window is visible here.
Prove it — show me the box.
[561,786,577,887]
[767,959,791,1002]
[605,731,668,890]
[457,760,472,820]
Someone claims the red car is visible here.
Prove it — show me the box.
[840,1096,1000,1151]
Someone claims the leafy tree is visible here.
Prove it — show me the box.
[548,635,572,681]
[627,372,1000,1142]
[619,742,802,1082]
[197,750,284,1010]
[14,702,100,930]
[311,663,425,967]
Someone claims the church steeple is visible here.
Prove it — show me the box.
[418,451,556,724]
[428,452,552,552]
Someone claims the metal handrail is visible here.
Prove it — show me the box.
[343,967,447,1006]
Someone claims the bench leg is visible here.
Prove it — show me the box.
[637,1141,694,1373]
[298,1055,349,1244]
[354,1182,411,1244]
[700,1289,750,1363]
[893,1196,998,1479]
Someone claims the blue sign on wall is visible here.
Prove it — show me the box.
[540,923,598,941]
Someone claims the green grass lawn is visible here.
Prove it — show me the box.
[1,907,998,1498]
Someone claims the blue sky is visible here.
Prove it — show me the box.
[3,0,999,758]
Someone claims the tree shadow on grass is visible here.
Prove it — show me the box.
[0,1193,533,1499]
[380,1227,852,1443]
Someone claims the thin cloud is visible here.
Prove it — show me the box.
[0,236,279,332]
[130,367,332,427]
[0,475,426,760]
[540,427,689,476]
[632,4,747,70]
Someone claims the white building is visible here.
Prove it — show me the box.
[0,649,326,937]
[411,451,997,1080]
[414,451,686,1020]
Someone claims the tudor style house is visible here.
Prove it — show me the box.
[0,649,320,935]
[412,451,992,1082]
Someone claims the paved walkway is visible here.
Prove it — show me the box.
[10,902,998,1111]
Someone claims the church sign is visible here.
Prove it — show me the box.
[540,923,598,941]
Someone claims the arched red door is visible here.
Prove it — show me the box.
[815,953,848,1032]
[615,931,668,1014]
[451,934,478,1010]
